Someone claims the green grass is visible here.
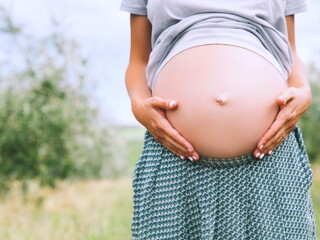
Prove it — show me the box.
[311,163,320,238]
[0,178,133,240]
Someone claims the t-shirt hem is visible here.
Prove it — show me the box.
[120,4,147,15]
[148,33,288,91]
[149,44,287,92]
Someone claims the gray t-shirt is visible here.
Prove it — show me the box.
[120,0,308,91]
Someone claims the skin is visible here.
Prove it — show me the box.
[253,15,312,159]
[152,44,287,158]
[125,14,200,161]
[124,13,311,162]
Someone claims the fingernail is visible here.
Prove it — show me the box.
[259,153,265,160]
[259,145,264,150]
[169,100,176,107]
[180,156,185,160]
[192,155,197,161]
[188,157,193,161]
[187,148,192,153]
[255,152,261,158]
[268,150,273,155]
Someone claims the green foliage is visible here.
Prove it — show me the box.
[299,62,320,163]
[0,9,127,192]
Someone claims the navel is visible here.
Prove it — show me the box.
[215,94,228,105]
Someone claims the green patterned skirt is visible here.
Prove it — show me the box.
[131,125,316,239]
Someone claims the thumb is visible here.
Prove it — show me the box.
[277,88,295,108]
[150,96,178,110]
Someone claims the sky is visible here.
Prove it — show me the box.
[0,0,319,126]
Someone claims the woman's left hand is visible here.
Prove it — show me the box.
[253,86,312,159]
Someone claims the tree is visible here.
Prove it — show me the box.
[299,61,320,163]
[0,5,127,192]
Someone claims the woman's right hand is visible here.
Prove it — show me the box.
[131,96,200,161]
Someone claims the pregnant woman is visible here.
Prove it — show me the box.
[120,0,316,239]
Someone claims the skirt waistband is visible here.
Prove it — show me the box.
[198,151,256,168]
[143,128,297,168]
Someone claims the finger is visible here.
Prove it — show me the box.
[277,88,296,108]
[149,96,177,110]
[255,120,296,160]
[149,117,199,160]
[255,117,285,153]
[262,132,286,155]
[150,130,195,161]
[162,131,192,156]
[148,98,199,160]
[264,121,295,148]
[256,103,297,152]
[149,130,184,156]
[161,120,200,160]
[162,140,189,160]
[262,124,295,153]
[163,136,197,161]
[259,103,298,152]
[165,130,199,160]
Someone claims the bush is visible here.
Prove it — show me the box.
[0,7,127,192]
[299,62,320,163]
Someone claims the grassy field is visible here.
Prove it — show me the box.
[0,126,319,239]
[0,177,133,240]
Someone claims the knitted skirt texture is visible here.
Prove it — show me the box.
[131,125,316,240]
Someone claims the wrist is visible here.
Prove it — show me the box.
[130,95,149,119]
[296,86,312,109]
[131,95,149,107]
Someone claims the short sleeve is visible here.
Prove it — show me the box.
[284,0,308,16]
[120,0,147,16]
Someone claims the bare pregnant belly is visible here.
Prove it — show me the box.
[152,44,288,158]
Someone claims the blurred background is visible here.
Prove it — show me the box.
[0,0,319,239]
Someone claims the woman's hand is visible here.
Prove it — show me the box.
[131,96,200,161]
[253,86,311,159]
